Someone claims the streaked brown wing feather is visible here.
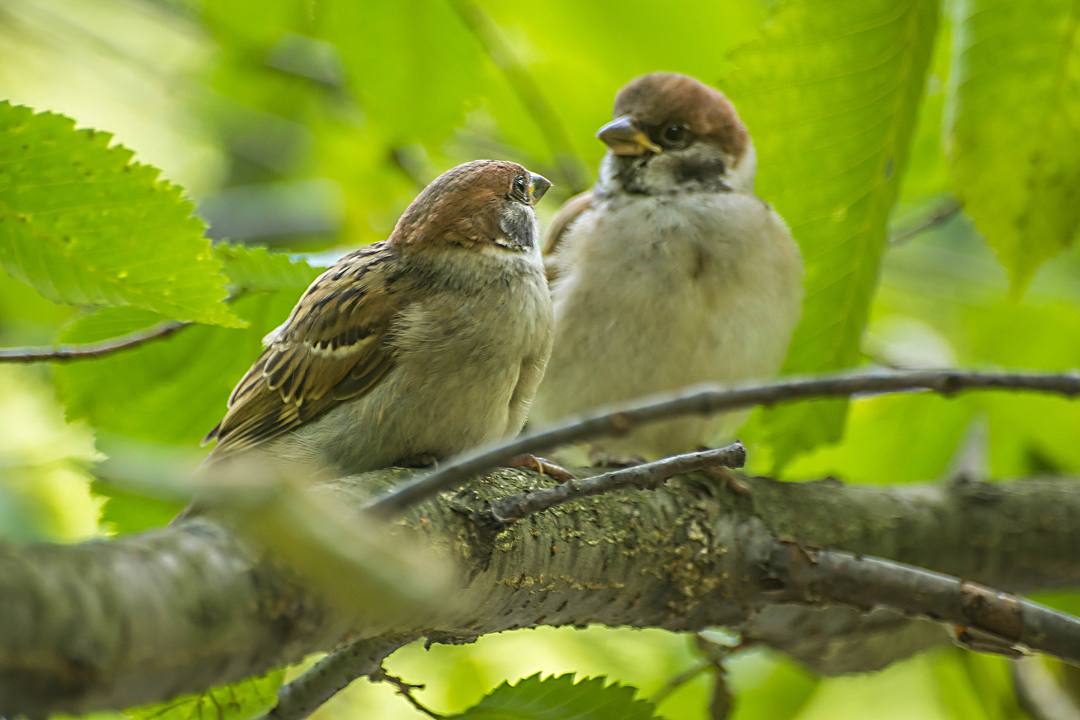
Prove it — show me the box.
[204,242,403,460]
[542,190,594,283]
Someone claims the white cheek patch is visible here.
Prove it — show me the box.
[728,142,757,194]
[498,204,540,250]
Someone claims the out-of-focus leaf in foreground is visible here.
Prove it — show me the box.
[0,102,241,327]
[53,247,319,446]
[124,667,283,720]
[445,673,659,720]
[723,0,940,469]
[221,463,455,620]
[945,0,1080,291]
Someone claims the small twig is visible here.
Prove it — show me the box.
[764,541,1080,666]
[649,661,713,706]
[0,288,250,364]
[259,636,412,720]
[650,633,743,710]
[365,368,1080,517]
[889,198,963,246]
[370,668,443,718]
[490,443,746,523]
[1012,656,1080,720]
[0,320,188,363]
[447,0,590,194]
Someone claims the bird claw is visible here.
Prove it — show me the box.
[508,454,577,483]
[702,466,752,496]
[691,445,752,496]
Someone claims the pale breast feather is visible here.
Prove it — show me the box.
[542,190,595,282]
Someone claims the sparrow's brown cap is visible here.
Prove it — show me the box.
[392,160,550,248]
[609,72,749,162]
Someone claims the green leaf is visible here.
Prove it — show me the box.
[722,0,940,468]
[446,674,659,720]
[213,243,321,292]
[945,0,1080,291]
[0,102,241,327]
[53,247,319,446]
[124,667,283,720]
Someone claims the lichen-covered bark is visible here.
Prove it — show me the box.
[0,470,1077,716]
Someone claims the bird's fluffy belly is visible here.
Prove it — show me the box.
[531,191,803,459]
[272,258,551,474]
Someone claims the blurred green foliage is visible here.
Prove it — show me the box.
[1,0,1079,717]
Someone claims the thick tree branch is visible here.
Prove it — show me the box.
[2,469,1078,716]
[270,444,744,720]
[0,320,187,362]
[368,369,1080,516]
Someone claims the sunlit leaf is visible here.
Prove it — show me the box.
[53,247,319,446]
[946,0,1080,291]
[445,673,659,720]
[0,102,240,327]
[124,667,283,720]
[213,243,321,292]
[723,0,940,468]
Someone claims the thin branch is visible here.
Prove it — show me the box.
[260,636,414,720]
[490,443,746,523]
[370,669,443,719]
[889,198,963,246]
[366,368,1080,517]
[0,320,188,363]
[1012,657,1080,720]
[650,632,741,707]
[447,0,590,194]
[764,541,1080,666]
[0,288,250,364]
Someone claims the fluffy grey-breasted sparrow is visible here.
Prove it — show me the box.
[203,160,554,475]
[529,72,803,461]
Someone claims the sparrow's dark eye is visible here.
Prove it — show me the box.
[660,124,688,148]
[513,175,528,199]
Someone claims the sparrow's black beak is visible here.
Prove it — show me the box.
[597,115,662,156]
[528,173,552,204]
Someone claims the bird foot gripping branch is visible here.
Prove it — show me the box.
[507,454,577,483]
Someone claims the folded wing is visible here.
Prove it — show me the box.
[204,242,402,461]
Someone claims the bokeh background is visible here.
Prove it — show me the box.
[1,0,1079,717]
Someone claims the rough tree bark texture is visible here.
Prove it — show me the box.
[1,468,1077,716]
